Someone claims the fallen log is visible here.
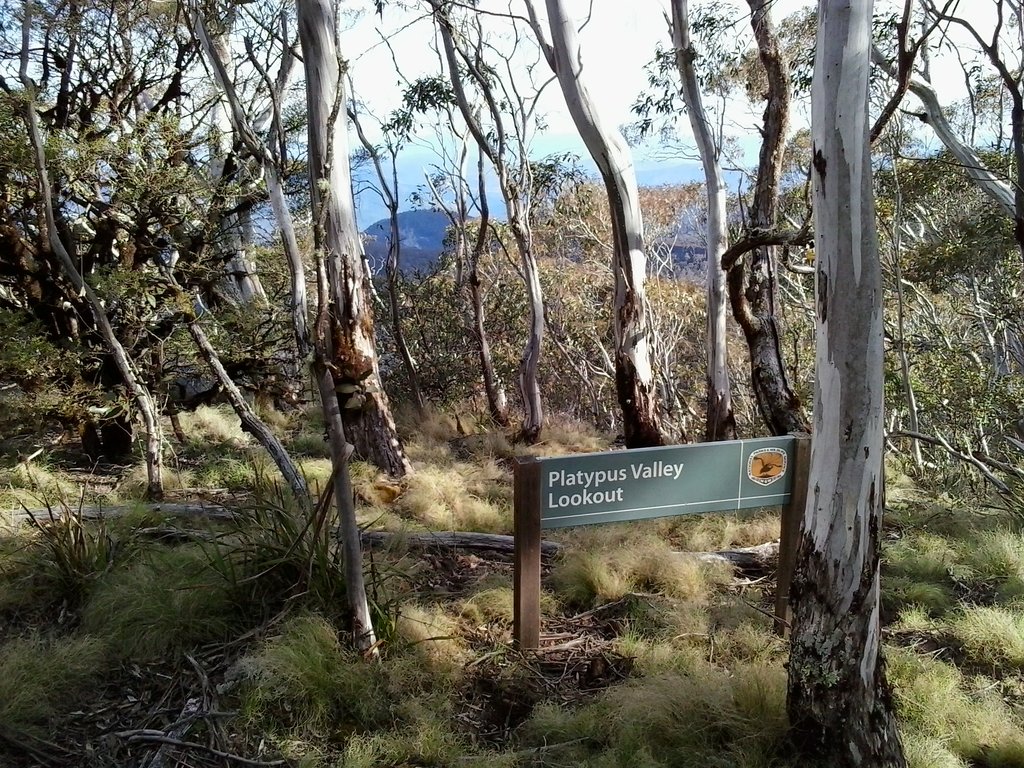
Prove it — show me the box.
[3,502,234,526]
[3,505,779,574]
[359,529,779,572]
[360,530,564,557]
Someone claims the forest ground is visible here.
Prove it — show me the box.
[1,404,1023,768]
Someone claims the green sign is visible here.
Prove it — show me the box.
[537,436,796,529]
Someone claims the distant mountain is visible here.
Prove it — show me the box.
[360,208,706,280]
[361,210,451,275]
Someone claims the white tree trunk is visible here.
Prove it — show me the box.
[297,0,402,653]
[297,0,410,478]
[787,2,906,764]
[430,1,545,441]
[532,0,663,447]
[669,0,735,442]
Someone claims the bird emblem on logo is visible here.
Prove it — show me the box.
[747,448,787,486]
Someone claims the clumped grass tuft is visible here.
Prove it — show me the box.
[0,462,78,508]
[960,530,1024,602]
[289,431,332,458]
[884,577,956,616]
[889,646,1024,765]
[902,733,968,768]
[340,720,510,768]
[946,606,1024,670]
[520,662,790,767]
[0,633,107,738]
[529,416,611,455]
[658,512,782,552]
[81,546,235,661]
[549,538,726,609]
[460,586,515,625]
[884,532,960,583]
[395,602,467,668]
[119,463,196,499]
[177,405,251,447]
[239,614,391,737]
[394,463,510,533]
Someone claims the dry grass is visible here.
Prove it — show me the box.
[176,405,251,447]
[549,536,729,609]
[118,463,197,499]
[393,462,511,534]
[0,632,107,738]
[0,462,81,509]
[395,602,467,668]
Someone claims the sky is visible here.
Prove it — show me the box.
[337,0,998,227]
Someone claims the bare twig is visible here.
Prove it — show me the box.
[118,731,285,766]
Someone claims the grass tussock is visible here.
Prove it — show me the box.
[395,602,467,668]
[0,633,107,738]
[394,462,511,534]
[960,529,1024,601]
[176,405,252,448]
[549,537,727,609]
[239,614,392,738]
[118,463,197,499]
[889,646,1024,766]
[947,605,1024,670]
[0,462,79,508]
[340,720,509,768]
[520,662,789,767]
[81,546,236,661]
[460,586,516,625]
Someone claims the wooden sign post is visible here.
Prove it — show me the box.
[513,434,811,649]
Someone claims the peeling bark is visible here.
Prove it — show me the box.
[531,0,663,447]
[728,0,809,437]
[297,0,410,478]
[787,3,906,764]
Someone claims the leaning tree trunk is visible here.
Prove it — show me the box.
[670,0,735,442]
[20,39,164,499]
[297,0,410,478]
[186,316,310,509]
[786,2,906,765]
[727,0,809,436]
[534,0,663,447]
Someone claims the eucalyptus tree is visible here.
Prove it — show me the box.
[348,96,428,415]
[296,0,395,651]
[525,0,664,447]
[16,1,167,497]
[426,0,551,442]
[635,0,809,437]
[668,0,735,442]
[721,0,810,437]
[786,1,905,763]
[873,0,1024,266]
